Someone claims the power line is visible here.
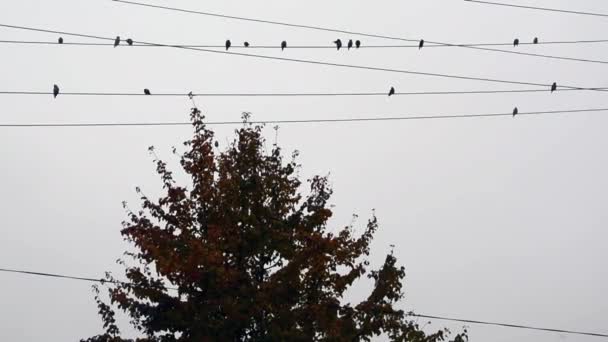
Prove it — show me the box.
[0,88,598,97]
[0,107,606,128]
[411,314,608,338]
[3,38,608,48]
[4,38,608,65]
[0,23,601,92]
[464,0,608,18]
[111,0,608,65]
[0,267,115,286]
[1,267,606,338]
[0,267,177,290]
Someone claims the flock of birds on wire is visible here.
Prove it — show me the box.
[53,35,544,50]
[50,35,552,117]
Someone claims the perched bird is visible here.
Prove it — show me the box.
[551,82,557,93]
[214,141,219,148]
[58,37,64,44]
[355,40,361,49]
[334,39,342,50]
[281,40,287,51]
[512,107,518,117]
[533,37,539,44]
[388,87,395,97]
[114,36,120,48]
[225,40,231,50]
[513,38,519,47]
[188,91,194,99]
[418,39,424,49]
[347,39,353,50]
[126,38,133,46]
[144,88,151,95]
[243,41,250,47]
[53,84,60,99]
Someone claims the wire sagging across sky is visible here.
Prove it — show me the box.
[1,267,607,338]
[3,38,608,48]
[464,0,608,18]
[4,38,608,65]
[0,23,604,93]
[0,87,601,97]
[0,107,606,128]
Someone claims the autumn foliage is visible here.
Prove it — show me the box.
[83,108,466,342]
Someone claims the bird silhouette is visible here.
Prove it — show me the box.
[348,39,353,50]
[388,87,395,96]
[126,38,133,46]
[144,89,151,95]
[53,84,59,99]
[225,40,231,50]
[513,38,519,47]
[355,40,361,49]
[188,91,194,99]
[551,82,557,93]
[334,39,342,50]
[533,37,539,44]
[418,39,424,49]
[281,40,287,51]
[244,41,250,47]
[114,36,120,47]
[214,141,219,148]
[58,37,63,44]
[512,107,518,117]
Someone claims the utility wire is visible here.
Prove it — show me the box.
[411,314,608,338]
[111,0,608,65]
[4,38,608,65]
[3,38,608,48]
[1,267,606,338]
[0,108,606,128]
[0,88,599,97]
[0,23,602,92]
[0,268,178,290]
[464,0,608,18]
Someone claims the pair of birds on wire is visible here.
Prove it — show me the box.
[113,36,134,47]
[224,39,362,50]
[513,37,540,47]
[386,82,557,99]
[52,85,152,98]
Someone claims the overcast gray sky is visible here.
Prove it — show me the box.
[1,0,607,341]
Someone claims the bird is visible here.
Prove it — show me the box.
[418,39,424,49]
[281,40,287,51]
[114,36,120,47]
[533,37,539,44]
[388,87,395,97]
[225,40,231,50]
[355,40,361,49]
[334,39,342,50]
[144,88,151,95]
[214,141,219,148]
[53,84,60,99]
[188,91,194,99]
[551,82,557,93]
[512,107,518,117]
[58,37,64,44]
[513,38,519,47]
[126,38,133,46]
[243,41,250,47]
[347,39,353,50]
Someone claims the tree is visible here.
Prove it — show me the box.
[83,108,467,342]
